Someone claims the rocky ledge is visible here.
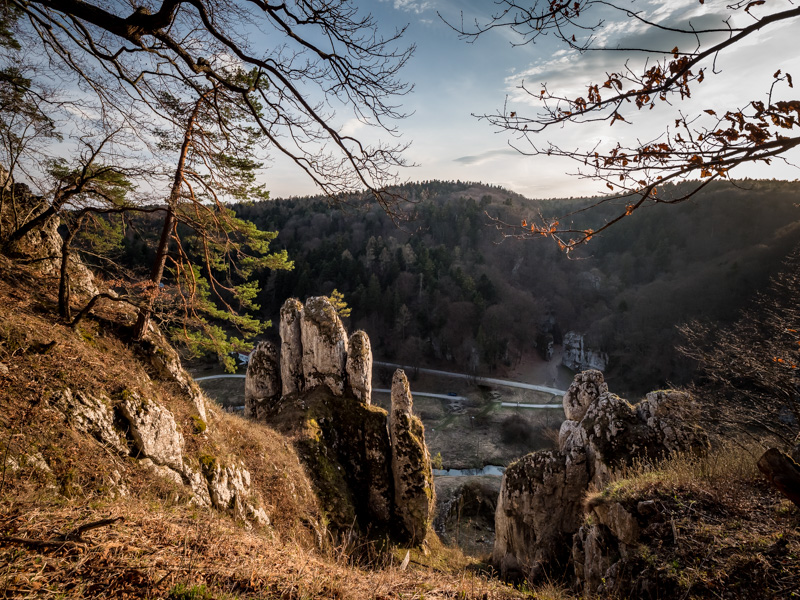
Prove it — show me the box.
[492,370,708,590]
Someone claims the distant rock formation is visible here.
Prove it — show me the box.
[245,296,435,544]
[492,370,708,584]
[562,331,608,372]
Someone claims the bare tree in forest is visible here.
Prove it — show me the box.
[445,0,800,249]
[680,251,800,446]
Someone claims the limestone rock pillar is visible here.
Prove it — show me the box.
[245,341,281,421]
[389,369,435,544]
[300,296,348,395]
[279,298,305,397]
[346,330,372,404]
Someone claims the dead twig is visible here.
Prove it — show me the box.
[60,516,125,542]
[0,516,124,547]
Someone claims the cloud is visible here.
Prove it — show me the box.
[453,148,519,166]
[340,118,367,137]
[503,7,732,105]
[386,0,433,14]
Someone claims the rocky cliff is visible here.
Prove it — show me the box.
[245,296,435,544]
[562,332,607,372]
[492,370,708,587]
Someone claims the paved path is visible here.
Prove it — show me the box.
[373,361,567,396]
[193,376,470,402]
[373,389,467,401]
[500,401,562,409]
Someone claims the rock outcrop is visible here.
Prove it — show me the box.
[201,458,270,527]
[279,298,305,396]
[2,184,98,297]
[51,384,270,528]
[51,389,128,455]
[562,332,608,372]
[245,296,435,544]
[389,370,435,544]
[301,296,349,396]
[492,370,708,584]
[140,325,208,426]
[346,330,372,404]
[562,369,608,422]
[119,390,185,472]
[493,446,589,582]
[245,341,281,420]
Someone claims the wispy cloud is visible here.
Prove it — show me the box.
[385,0,433,14]
[340,118,367,137]
[454,148,519,166]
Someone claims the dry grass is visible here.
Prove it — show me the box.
[585,442,800,598]
[588,441,766,506]
[0,494,547,599]
[0,256,544,599]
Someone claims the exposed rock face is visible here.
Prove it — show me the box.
[139,458,183,487]
[563,369,608,422]
[279,298,305,397]
[2,186,98,296]
[346,330,372,404]
[140,325,208,425]
[201,458,270,527]
[562,332,608,372]
[493,371,708,585]
[301,296,349,395]
[119,391,184,472]
[245,341,281,420]
[51,383,272,526]
[390,370,435,544]
[493,446,589,581]
[578,389,708,487]
[51,389,127,454]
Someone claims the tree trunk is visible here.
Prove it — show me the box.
[758,448,800,509]
[132,92,205,341]
[58,220,82,321]
[132,207,175,339]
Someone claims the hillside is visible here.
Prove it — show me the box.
[207,179,800,396]
[0,255,532,599]
[2,207,800,599]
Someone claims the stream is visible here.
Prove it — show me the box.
[433,465,506,477]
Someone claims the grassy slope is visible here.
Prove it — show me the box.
[2,255,798,599]
[586,445,800,598]
[0,256,538,599]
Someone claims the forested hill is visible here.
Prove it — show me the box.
[229,179,800,395]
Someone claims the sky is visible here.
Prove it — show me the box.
[264,0,800,200]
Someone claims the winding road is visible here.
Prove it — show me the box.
[193,364,567,408]
[373,361,567,396]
